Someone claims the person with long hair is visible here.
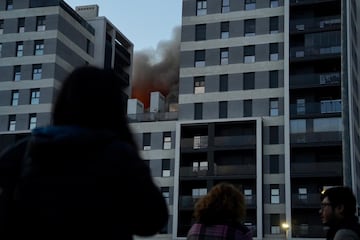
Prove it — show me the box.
[187,182,252,240]
[0,66,168,240]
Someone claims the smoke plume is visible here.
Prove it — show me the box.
[132,26,180,109]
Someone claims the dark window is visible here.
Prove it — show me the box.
[18,18,25,33]
[270,16,279,33]
[220,74,228,91]
[244,19,255,36]
[222,0,230,13]
[270,43,279,60]
[34,40,44,55]
[269,155,279,173]
[195,103,203,120]
[269,126,279,144]
[13,65,21,81]
[243,72,255,90]
[194,76,205,93]
[220,48,229,65]
[245,0,256,10]
[221,21,229,39]
[269,70,278,88]
[6,0,13,10]
[36,16,46,31]
[0,20,4,34]
[219,101,227,118]
[195,24,206,41]
[244,100,252,117]
[244,45,255,63]
[162,159,171,177]
[197,0,207,16]
[143,133,151,150]
[32,64,42,80]
[195,50,205,67]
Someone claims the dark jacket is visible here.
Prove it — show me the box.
[187,222,252,240]
[0,125,168,240]
[327,217,360,240]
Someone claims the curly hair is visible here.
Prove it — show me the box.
[193,182,246,225]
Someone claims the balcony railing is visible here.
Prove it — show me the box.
[290,0,337,5]
[290,46,341,59]
[214,135,256,148]
[290,100,342,116]
[181,136,208,150]
[290,72,340,88]
[127,111,178,122]
[291,193,322,207]
[290,16,340,33]
[292,224,326,238]
[180,164,256,177]
[291,131,342,144]
[291,162,342,177]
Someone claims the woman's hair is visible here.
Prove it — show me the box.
[321,186,357,218]
[52,66,136,147]
[193,182,246,225]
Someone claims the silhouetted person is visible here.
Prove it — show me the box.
[0,66,168,240]
[187,182,252,240]
[320,186,360,240]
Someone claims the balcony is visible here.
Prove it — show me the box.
[290,100,341,116]
[180,164,256,178]
[178,196,197,209]
[290,16,340,34]
[290,0,338,6]
[181,136,208,151]
[292,224,326,238]
[214,135,256,149]
[291,193,321,208]
[290,72,340,88]
[291,162,342,177]
[127,111,178,122]
[291,131,342,145]
[290,46,341,60]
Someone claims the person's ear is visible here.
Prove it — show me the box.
[335,204,345,217]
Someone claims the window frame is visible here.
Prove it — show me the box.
[194,76,205,94]
[244,19,256,36]
[16,42,24,57]
[29,113,37,130]
[18,18,25,33]
[30,89,40,105]
[34,40,44,55]
[195,50,205,67]
[13,65,21,81]
[220,48,229,65]
[36,16,46,31]
[196,0,207,16]
[221,21,229,39]
[32,64,42,80]
[195,24,206,41]
[11,90,19,106]
[8,115,16,131]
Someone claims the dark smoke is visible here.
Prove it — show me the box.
[132,26,180,110]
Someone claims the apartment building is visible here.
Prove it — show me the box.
[0,0,132,151]
[129,0,360,239]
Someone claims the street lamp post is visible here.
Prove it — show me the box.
[282,222,290,240]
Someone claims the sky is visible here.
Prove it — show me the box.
[65,0,182,51]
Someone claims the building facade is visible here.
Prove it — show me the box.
[0,0,133,151]
[129,0,360,239]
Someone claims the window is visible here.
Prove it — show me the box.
[270,215,280,234]
[270,98,279,116]
[244,189,253,203]
[269,70,278,88]
[244,19,255,36]
[219,74,228,92]
[32,64,42,80]
[13,65,21,81]
[192,188,207,198]
[0,20,4,34]
[8,115,16,131]
[195,50,205,67]
[6,0,13,10]
[0,43,2,57]
[221,22,229,39]
[34,40,44,55]
[219,101,227,118]
[195,24,206,41]
[270,43,279,61]
[194,103,203,120]
[320,99,341,113]
[163,132,172,149]
[222,0,230,13]
[313,117,342,132]
[243,72,255,90]
[16,42,24,57]
[30,89,40,104]
[162,159,171,177]
[269,155,279,173]
[298,188,308,200]
[193,161,208,172]
[269,126,279,144]
[11,90,19,106]
[271,186,280,203]
[161,187,170,205]
[29,113,37,130]
[245,0,256,10]
[270,0,279,8]
[193,135,208,149]
[143,132,151,150]
[196,0,207,16]
[36,16,46,31]
[270,16,279,33]
[18,18,25,33]
[244,100,252,117]
[220,48,229,65]
[194,76,205,93]
[296,98,305,114]
[290,119,306,133]
[244,45,255,63]
[86,39,91,54]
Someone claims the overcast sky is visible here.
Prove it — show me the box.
[65,0,182,51]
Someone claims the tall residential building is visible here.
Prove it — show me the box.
[129,0,360,239]
[0,1,133,151]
